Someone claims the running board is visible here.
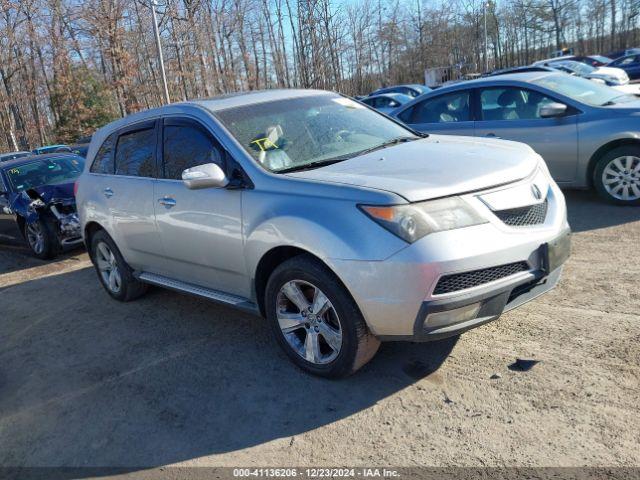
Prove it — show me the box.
[137,272,259,315]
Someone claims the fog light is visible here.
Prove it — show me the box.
[425,302,482,329]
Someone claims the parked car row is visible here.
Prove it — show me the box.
[1,74,633,376]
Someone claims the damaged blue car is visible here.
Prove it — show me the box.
[0,153,84,258]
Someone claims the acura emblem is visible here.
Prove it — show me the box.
[532,184,542,200]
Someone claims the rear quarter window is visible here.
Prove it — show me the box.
[90,133,116,174]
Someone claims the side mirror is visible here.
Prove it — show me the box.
[539,102,568,118]
[182,163,228,189]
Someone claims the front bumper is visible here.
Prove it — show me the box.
[328,171,570,340]
[407,262,564,341]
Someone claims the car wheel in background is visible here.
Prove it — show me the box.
[594,146,640,205]
[265,255,380,378]
[90,229,148,301]
[24,219,56,259]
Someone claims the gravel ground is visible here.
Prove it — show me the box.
[0,190,638,471]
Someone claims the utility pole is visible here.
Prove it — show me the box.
[151,0,170,104]
[483,1,489,72]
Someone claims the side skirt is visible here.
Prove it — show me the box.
[136,272,260,316]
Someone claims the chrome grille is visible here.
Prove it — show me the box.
[433,261,530,295]
[494,200,548,227]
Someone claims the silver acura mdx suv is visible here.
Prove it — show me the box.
[76,89,570,377]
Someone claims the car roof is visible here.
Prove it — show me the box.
[365,92,411,100]
[190,88,334,112]
[0,152,82,170]
[0,151,31,158]
[534,55,575,64]
[34,144,67,150]
[429,71,557,93]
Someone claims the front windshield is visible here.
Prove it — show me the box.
[551,61,595,75]
[4,156,83,192]
[532,73,636,106]
[215,94,417,173]
[592,55,612,64]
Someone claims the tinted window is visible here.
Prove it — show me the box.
[412,91,471,123]
[397,105,415,123]
[115,128,156,177]
[90,133,116,174]
[480,87,556,121]
[163,123,224,180]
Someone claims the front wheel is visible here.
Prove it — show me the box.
[24,219,56,259]
[594,146,640,205]
[265,255,380,378]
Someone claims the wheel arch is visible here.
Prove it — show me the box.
[83,221,105,253]
[253,246,349,318]
[587,138,640,188]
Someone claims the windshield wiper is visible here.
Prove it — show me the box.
[355,136,418,156]
[277,158,349,174]
[276,136,418,174]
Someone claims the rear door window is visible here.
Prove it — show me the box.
[115,125,157,177]
[162,119,225,180]
[412,91,471,123]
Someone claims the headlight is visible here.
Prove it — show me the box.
[360,197,487,243]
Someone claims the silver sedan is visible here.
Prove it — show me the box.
[391,72,640,205]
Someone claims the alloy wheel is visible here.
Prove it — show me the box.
[276,279,343,365]
[95,241,122,294]
[26,222,45,255]
[602,155,640,201]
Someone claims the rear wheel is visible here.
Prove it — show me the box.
[594,146,640,205]
[90,230,147,301]
[24,219,56,259]
[265,255,380,378]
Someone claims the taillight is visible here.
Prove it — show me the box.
[73,180,79,196]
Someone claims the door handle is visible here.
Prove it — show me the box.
[158,197,176,208]
[103,188,114,198]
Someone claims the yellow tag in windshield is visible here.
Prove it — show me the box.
[9,168,19,175]
[251,137,279,151]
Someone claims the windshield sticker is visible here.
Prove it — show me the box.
[250,137,280,152]
[9,168,20,175]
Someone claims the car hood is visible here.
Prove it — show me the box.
[28,182,76,202]
[286,135,539,202]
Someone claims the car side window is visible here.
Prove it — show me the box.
[90,133,116,174]
[616,56,636,66]
[412,91,471,123]
[480,87,555,121]
[363,98,377,108]
[162,121,225,180]
[397,105,415,123]
[115,127,156,177]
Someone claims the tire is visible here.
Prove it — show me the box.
[90,229,148,302]
[265,255,380,378]
[593,146,640,206]
[24,219,57,260]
